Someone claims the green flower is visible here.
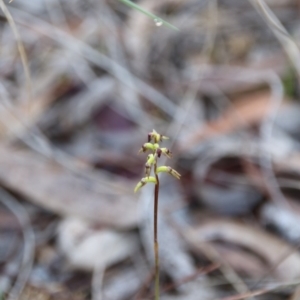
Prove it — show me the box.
[156,166,181,179]
[157,147,172,158]
[139,143,155,153]
[148,129,169,143]
[134,129,180,194]
[134,176,157,193]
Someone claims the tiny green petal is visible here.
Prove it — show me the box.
[170,168,181,179]
[134,180,145,193]
[160,147,172,158]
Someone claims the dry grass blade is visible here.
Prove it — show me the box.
[218,287,272,300]
[0,187,35,300]
[0,0,32,103]
[118,0,179,31]
[5,6,179,119]
[250,0,300,78]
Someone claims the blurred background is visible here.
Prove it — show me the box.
[1,0,300,299]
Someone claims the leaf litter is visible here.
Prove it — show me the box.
[1,0,300,299]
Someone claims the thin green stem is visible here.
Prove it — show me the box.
[118,0,179,31]
[154,163,160,300]
[135,131,180,299]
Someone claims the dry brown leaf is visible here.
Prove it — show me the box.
[261,203,300,243]
[0,95,51,140]
[180,91,286,152]
[0,144,140,228]
[212,244,267,278]
[19,286,51,300]
[276,152,300,172]
[187,219,300,280]
[290,285,300,300]
[58,217,139,271]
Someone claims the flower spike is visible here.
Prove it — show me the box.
[134,130,180,299]
[134,130,180,193]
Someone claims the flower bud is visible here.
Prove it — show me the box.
[134,176,157,193]
[156,166,181,179]
[156,148,162,158]
[148,129,169,143]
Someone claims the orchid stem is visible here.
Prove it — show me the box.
[154,164,160,300]
[134,130,181,299]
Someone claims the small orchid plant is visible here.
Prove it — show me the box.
[134,129,181,300]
